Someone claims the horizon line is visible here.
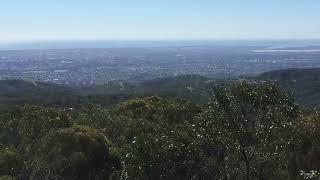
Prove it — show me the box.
[1,38,320,51]
[2,37,320,44]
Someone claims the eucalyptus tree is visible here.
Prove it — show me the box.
[196,81,298,179]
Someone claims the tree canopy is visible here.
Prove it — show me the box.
[1,81,319,180]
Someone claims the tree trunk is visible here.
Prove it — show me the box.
[245,160,250,180]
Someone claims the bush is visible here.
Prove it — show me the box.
[26,125,120,180]
[0,148,22,176]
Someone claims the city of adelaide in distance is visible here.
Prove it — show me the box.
[0,1,320,180]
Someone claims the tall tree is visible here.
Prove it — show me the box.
[196,81,298,179]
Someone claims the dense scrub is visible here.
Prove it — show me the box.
[1,81,320,180]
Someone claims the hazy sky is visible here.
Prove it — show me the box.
[1,0,320,43]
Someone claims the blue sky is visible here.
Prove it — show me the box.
[0,0,319,43]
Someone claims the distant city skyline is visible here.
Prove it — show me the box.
[1,0,320,43]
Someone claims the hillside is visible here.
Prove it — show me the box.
[85,69,320,106]
[0,80,78,107]
[83,74,221,104]
[135,74,216,103]
[1,68,320,107]
[0,79,135,108]
[258,68,320,105]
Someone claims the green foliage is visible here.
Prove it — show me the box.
[1,79,320,180]
[0,147,22,176]
[0,80,79,107]
[295,110,320,150]
[111,97,209,179]
[18,106,73,145]
[26,125,120,180]
[77,96,201,145]
[0,176,17,180]
[258,68,320,105]
[113,96,201,123]
[0,108,21,148]
[76,96,207,179]
[136,74,215,104]
[196,81,298,179]
[288,110,320,179]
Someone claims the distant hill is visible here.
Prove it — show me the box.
[1,69,320,107]
[258,68,320,105]
[136,74,214,103]
[0,80,79,107]
[85,74,218,104]
[0,79,134,108]
[81,81,135,95]
[0,75,219,107]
